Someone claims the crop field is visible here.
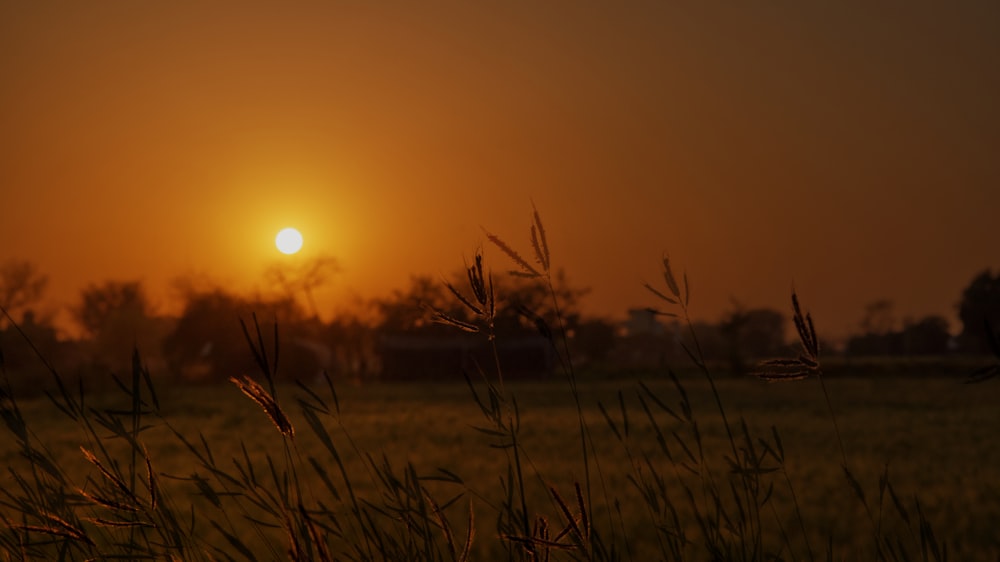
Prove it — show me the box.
[2,367,999,560]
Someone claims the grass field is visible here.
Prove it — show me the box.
[6,202,995,560]
[2,368,998,560]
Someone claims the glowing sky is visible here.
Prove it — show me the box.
[2,2,998,339]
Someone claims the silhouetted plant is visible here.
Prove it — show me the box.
[0,260,48,329]
[957,269,1000,353]
[966,318,1000,382]
[0,211,983,561]
[753,292,950,561]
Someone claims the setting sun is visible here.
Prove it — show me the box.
[275,227,303,255]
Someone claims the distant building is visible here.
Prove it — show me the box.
[623,308,667,337]
[605,309,671,368]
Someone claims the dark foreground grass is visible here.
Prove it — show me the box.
[2,368,998,560]
[2,207,999,561]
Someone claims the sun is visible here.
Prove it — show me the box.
[275,227,303,255]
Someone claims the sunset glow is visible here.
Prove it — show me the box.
[1,6,999,552]
[0,2,997,338]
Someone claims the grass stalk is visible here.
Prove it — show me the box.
[0,216,982,560]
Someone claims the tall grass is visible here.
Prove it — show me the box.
[0,206,989,560]
[1,306,473,561]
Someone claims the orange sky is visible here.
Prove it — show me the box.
[2,2,998,341]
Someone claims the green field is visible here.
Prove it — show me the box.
[2,367,998,560]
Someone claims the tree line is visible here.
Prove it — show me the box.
[2,258,999,386]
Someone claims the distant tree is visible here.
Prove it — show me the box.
[719,303,749,374]
[163,287,318,382]
[957,269,1000,353]
[719,302,786,375]
[849,311,952,357]
[899,315,951,355]
[0,262,62,388]
[324,314,376,380]
[0,309,61,379]
[690,321,728,362]
[742,308,786,357]
[492,268,589,338]
[264,254,340,318]
[846,333,891,356]
[74,281,149,338]
[373,275,454,334]
[163,289,252,380]
[861,299,896,336]
[570,318,618,365]
[372,266,589,341]
[73,280,162,369]
[0,259,49,327]
[848,299,898,356]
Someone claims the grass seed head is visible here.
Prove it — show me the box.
[230,375,295,438]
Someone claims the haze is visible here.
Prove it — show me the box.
[2,2,998,340]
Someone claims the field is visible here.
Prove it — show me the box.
[2,366,999,560]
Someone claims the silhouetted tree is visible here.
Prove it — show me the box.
[570,318,618,365]
[957,269,1000,353]
[373,275,455,335]
[163,289,252,380]
[74,281,149,338]
[847,333,897,356]
[849,313,952,357]
[719,303,749,374]
[73,280,164,370]
[497,268,590,338]
[324,314,376,380]
[264,254,340,318]
[742,308,786,357]
[373,268,589,338]
[861,299,896,337]
[0,259,49,327]
[0,309,62,387]
[0,261,60,383]
[899,315,951,355]
[371,264,587,379]
[848,299,898,355]
[163,288,320,382]
[689,321,728,362]
[719,302,786,375]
